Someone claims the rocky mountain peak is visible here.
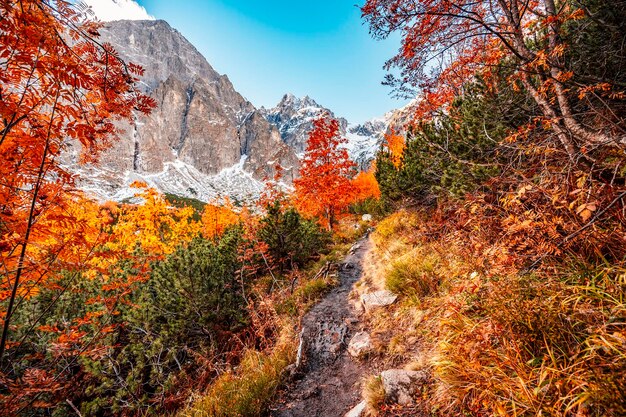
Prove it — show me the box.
[70,19,299,203]
[261,94,348,153]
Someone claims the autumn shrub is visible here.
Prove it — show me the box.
[362,206,626,416]
[180,329,297,417]
[433,265,626,416]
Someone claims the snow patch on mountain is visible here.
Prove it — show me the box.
[73,156,264,204]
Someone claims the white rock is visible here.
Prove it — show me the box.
[380,369,428,405]
[344,400,367,417]
[347,331,373,358]
[362,214,373,222]
[360,290,398,311]
[349,243,361,254]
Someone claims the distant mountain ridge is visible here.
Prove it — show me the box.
[262,94,407,170]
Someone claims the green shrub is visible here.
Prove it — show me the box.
[375,76,530,206]
[258,201,330,270]
[82,229,248,415]
[350,197,389,217]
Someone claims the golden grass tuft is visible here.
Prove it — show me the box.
[179,331,296,417]
[362,375,386,415]
[385,249,441,297]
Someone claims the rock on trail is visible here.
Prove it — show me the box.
[271,238,371,417]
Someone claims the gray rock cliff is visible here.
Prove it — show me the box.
[77,19,299,202]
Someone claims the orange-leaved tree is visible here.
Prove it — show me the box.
[108,183,201,260]
[294,115,356,230]
[362,0,626,161]
[352,167,381,202]
[201,198,241,239]
[383,129,405,169]
[0,0,154,365]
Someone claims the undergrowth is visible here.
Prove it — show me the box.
[180,333,296,417]
[360,210,626,417]
[177,229,358,417]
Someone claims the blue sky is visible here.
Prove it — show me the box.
[98,0,409,123]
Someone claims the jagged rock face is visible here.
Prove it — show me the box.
[261,94,348,154]
[261,93,403,170]
[348,119,388,139]
[90,20,298,194]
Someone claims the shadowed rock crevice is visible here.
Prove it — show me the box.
[176,84,196,156]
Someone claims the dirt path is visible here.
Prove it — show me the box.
[270,238,371,417]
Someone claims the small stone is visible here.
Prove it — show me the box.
[380,369,428,405]
[344,317,359,326]
[362,214,373,222]
[344,400,367,417]
[360,290,398,311]
[349,243,361,254]
[347,331,372,358]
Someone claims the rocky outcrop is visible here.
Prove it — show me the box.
[380,369,428,405]
[261,94,348,154]
[74,19,299,202]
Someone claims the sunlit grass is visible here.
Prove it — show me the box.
[359,210,626,416]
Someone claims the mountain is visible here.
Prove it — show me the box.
[261,94,413,170]
[65,19,413,203]
[66,20,299,203]
[261,94,349,154]
[261,94,393,169]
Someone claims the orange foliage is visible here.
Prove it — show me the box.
[293,116,356,230]
[0,0,154,364]
[383,130,405,168]
[352,168,381,202]
[201,198,241,239]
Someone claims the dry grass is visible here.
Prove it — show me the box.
[180,330,296,417]
[363,375,386,415]
[177,241,353,417]
[357,210,626,417]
